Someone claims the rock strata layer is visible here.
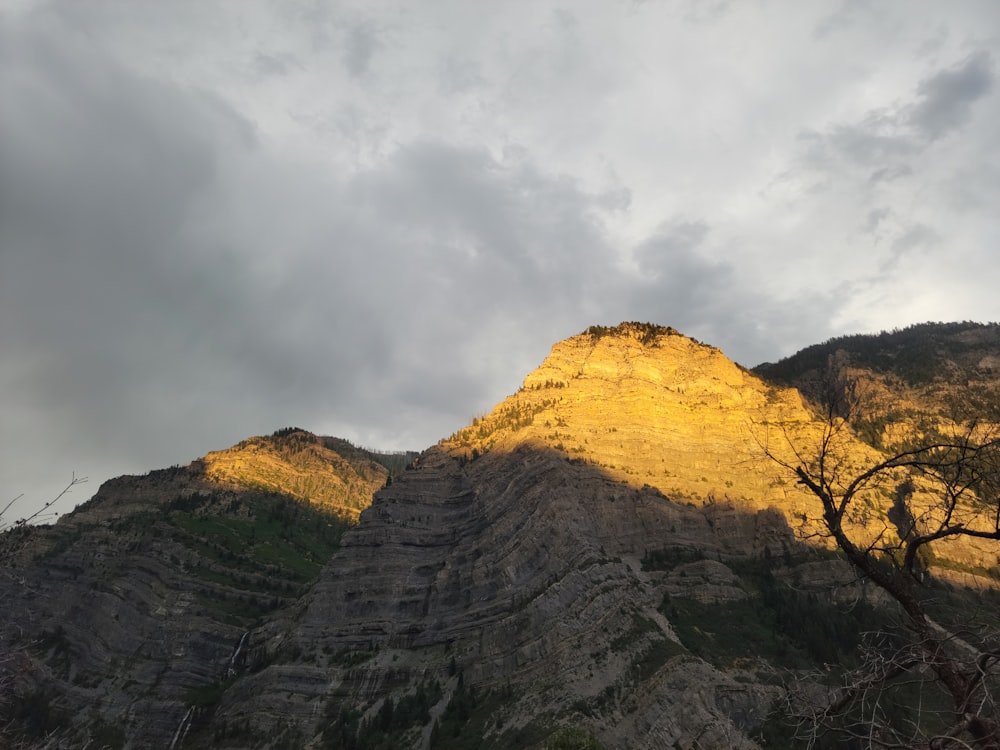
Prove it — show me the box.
[216,442,794,748]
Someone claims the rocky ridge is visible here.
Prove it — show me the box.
[201,431,393,521]
[755,321,1000,447]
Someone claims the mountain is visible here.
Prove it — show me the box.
[200,430,412,521]
[2,322,999,749]
[0,430,396,748]
[756,321,1000,393]
[754,321,1000,449]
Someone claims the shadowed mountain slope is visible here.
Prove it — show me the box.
[210,441,818,749]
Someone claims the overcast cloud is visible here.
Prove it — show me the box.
[2,0,999,519]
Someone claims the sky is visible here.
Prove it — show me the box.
[2,0,999,522]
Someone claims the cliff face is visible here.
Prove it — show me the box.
[213,442,800,749]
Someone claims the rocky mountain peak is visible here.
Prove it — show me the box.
[443,323,999,575]
[447,322,819,516]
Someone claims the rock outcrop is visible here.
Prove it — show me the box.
[450,324,848,530]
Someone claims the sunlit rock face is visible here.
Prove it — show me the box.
[452,324,815,505]
[201,432,389,521]
[445,323,876,543]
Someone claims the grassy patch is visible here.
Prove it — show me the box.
[193,592,276,626]
[169,493,349,582]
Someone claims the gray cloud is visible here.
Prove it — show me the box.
[868,164,913,184]
[2,1,999,519]
[680,0,734,25]
[827,119,915,166]
[909,51,994,140]
[626,222,846,366]
[342,21,380,77]
[0,9,623,514]
[879,222,941,272]
[634,221,710,278]
[253,52,298,78]
[890,223,940,255]
[813,0,876,39]
[797,51,994,185]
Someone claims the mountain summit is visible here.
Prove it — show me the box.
[449,322,818,508]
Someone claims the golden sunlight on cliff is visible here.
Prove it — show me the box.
[444,324,995,574]
[202,433,386,520]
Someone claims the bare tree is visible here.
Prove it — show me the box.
[0,473,88,536]
[1,476,87,749]
[767,361,1000,749]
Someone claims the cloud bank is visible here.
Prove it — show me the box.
[2,1,998,517]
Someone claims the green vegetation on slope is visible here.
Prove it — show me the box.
[321,678,443,750]
[584,321,681,345]
[429,681,551,750]
[754,321,1000,387]
[168,491,346,582]
[645,550,895,672]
